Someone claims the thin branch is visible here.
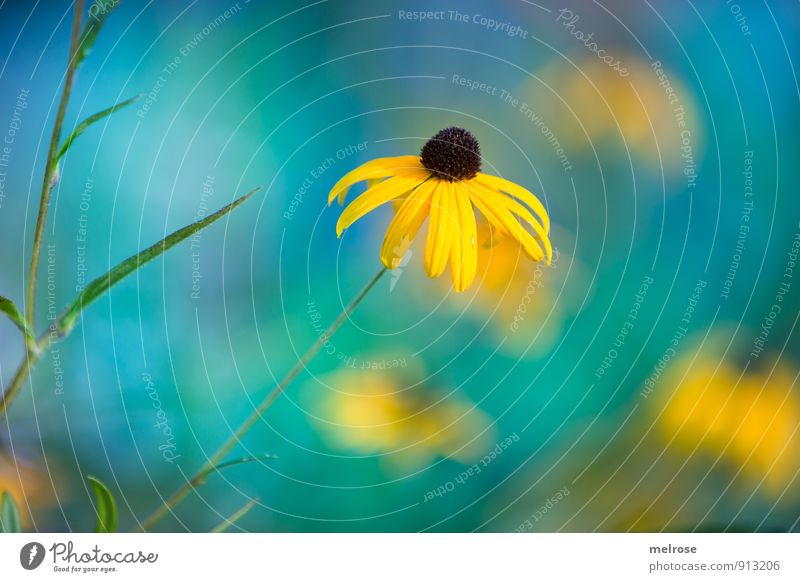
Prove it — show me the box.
[0,328,51,417]
[210,498,259,533]
[194,454,278,485]
[25,0,85,328]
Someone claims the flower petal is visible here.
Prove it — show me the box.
[380,180,435,269]
[449,185,463,289]
[336,172,429,237]
[451,185,478,292]
[424,181,455,278]
[474,173,550,234]
[328,156,423,205]
[465,182,546,263]
[475,184,552,263]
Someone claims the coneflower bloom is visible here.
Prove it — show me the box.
[329,127,552,292]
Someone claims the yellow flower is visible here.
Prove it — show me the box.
[527,56,701,174]
[329,127,552,292]
[307,366,496,471]
[659,352,800,498]
[0,451,52,527]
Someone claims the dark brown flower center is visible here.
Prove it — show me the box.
[420,127,481,181]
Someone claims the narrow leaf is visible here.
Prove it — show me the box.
[58,187,260,335]
[55,94,141,163]
[76,0,121,66]
[0,296,33,341]
[210,498,259,533]
[87,476,117,533]
[1,491,22,533]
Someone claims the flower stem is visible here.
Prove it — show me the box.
[25,0,85,329]
[138,266,388,531]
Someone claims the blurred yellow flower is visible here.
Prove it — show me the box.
[659,355,800,498]
[0,451,52,527]
[307,365,496,471]
[529,56,701,173]
[330,126,551,292]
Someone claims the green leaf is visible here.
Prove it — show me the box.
[210,498,259,533]
[58,187,260,335]
[55,94,141,163]
[0,296,33,342]
[1,491,22,533]
[87,476,117,533]
[76,0,121,67]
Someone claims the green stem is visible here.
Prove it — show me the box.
[25,0,85,329]
[0,351,39,419]
[209,498,260,533]
[161,453,278,495]
[0,328,55,417]
[138,266,388,531]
